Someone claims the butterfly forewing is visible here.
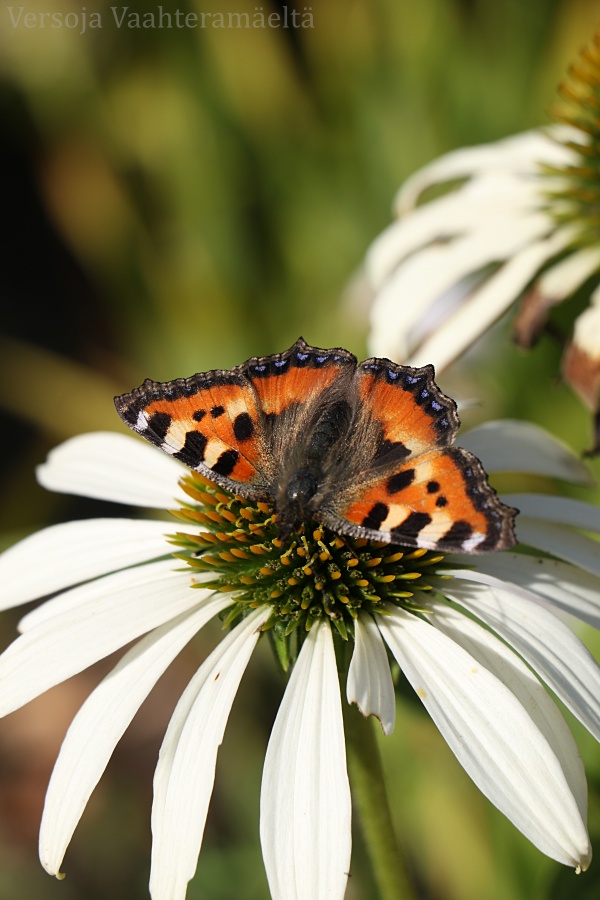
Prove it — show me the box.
[238,338,357,472]
[239,338,356,417]
[353,358,460,462]
[114,372,271,499]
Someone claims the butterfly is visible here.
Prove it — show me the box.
[114,338,517,553]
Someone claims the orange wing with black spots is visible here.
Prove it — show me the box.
[322,447,517,553]
[114,371,272,500]
[353,358,460,462]
[238,338,356,417]
[114,339,357,502]
[115,338,517,553]
[314,355,516,552]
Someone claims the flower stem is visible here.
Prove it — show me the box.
[344,706,416,900]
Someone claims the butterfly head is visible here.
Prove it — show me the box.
[275,467,320,542]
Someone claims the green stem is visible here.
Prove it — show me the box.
[344,705,416,900]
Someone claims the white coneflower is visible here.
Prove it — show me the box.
[366,30,600,451]
[0,421,598,898]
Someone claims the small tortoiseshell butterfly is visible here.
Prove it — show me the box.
[115,338,517,553]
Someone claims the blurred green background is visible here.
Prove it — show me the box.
[2,0,600,897]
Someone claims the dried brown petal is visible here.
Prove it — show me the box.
[513,287,557,348]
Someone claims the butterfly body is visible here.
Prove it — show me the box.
[115,338,517,553]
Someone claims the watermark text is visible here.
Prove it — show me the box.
[6,5,315,34]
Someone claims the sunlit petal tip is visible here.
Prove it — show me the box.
[39,851,64,878]
[576,844,592,873]
[39,843,66,878]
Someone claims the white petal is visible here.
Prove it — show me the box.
[16,568,206,637]
[0,518,175,610]
[39,592,229,877]
[393,127,580,215]
[369,209,551,361]
[534,246,600,303]
[260,622,351,900]
[572,285,600,358]
[447,552,600,630]
[347,614,395,735]
[367,172,543,290]
[502,493,600,533]
[149,606,270,900]
[460,420,594,485]
[405,228,574,371]
[37,432,187,508]
[378,607,590,869]
[444,576,600,743]
[516,518,600,578]
[0,560,202,716]
[426,597,588,820]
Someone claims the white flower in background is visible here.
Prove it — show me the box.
[366,126,588,367]
[366,31,600,450]
[0,424,599,897]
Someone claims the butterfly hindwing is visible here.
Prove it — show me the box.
[323,447,517,552]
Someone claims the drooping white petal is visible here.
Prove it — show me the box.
[149,606,270,900]
[0,518,175,610]
[39,592,229,877]
[347,613,395,735]
[425,597,588,820]
[378,606,590,870]
[369,209,552,362]
[502,493,600,533]
[37,432,187,508]
[460,420,594,485]
[444,576,600,743]
[0,560,201,716]
[261,621,351,900]
[447,552,600,630]
[405,228,574,371]
[516,518,600,578]
[393,127,580,216]
[367,171,543,290]
[533,245,600,303]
